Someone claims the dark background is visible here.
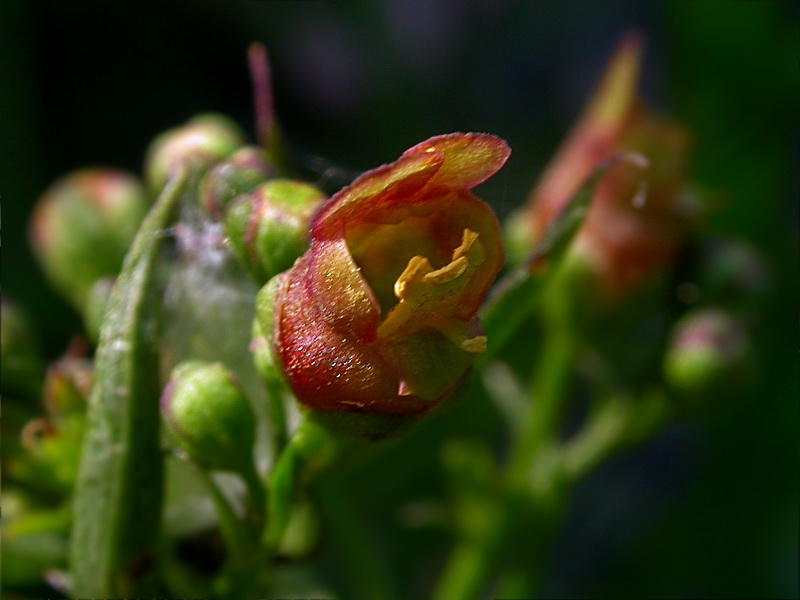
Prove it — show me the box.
[2,1,797,598]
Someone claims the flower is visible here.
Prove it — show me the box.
[264,133,508,436]
[516,34,692,297]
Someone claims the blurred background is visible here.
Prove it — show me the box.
[2,1,797,597]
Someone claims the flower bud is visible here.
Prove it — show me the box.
[0,296,45,397]
[663,308,750,402]
[162,361,256,473]
[199,146,279,219]
[144,114,246,193]
[225,179,326,284]
[262,133,508,439]
[84,277,115,345]
[30,170,148,308]
[689,237,769,310]
[514,34,693,299]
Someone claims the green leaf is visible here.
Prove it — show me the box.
[69,166,196,597]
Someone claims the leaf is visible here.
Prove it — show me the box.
[69,166,196,597]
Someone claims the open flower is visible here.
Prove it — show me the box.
[516,34,692,297]
[266,133,508,436]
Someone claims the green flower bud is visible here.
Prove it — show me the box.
[162,361,256,474]
[0,296,45,398]
[30,169,149,308]
[689,237,769,310]
[84,277,115,345]
[663,308,750,402]
[144,114,246,193]
[225,179,325,284]
[199,146,279,219]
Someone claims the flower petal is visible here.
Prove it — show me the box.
[276,256,397,410]
[306,237,381,342]
[313,151,444,238]
[426,191,504,318]
[403,132,511,192]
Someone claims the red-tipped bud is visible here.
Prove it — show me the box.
[30,169,149,308]
[663,308,750,403]
[260,133,508,438]
[515,33,693,298]
[225,179,326,284]
[199,146,279,219]
[144,114,246,193]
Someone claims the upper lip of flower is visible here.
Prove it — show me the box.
[305,133,508,340]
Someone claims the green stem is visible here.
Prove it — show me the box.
[432,503,513,600]
[243,460,266,513]
[508,278,575,489]
[434,279,576,600]
[263,418,340,552]
[264,374,288,457]
[315,476,398,600]
[562,390,673,486]
[195,467,257,597]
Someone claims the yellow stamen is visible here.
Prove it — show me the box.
[379,228,485,341]
[460,335,487,353]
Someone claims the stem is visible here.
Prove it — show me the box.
[248,43,275,153]
[315,476,398,600]
[562,389,672,486]
[263,418,340,552]
[432,504,513,600]
[264,373,288,457]
[241,460,267,527]
[434,279,576,600]
[508,279,575,489]
[195,467,256,596]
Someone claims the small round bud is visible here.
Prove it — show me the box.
[84,277,115,345]
[0,296,45,397]
[225,179,325,284]
[199,146,279,219]
[162,361,256,474]
[30,169,148,309]
[691,237,769,310]
[144,114,246,193]
[663,308,750,402]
